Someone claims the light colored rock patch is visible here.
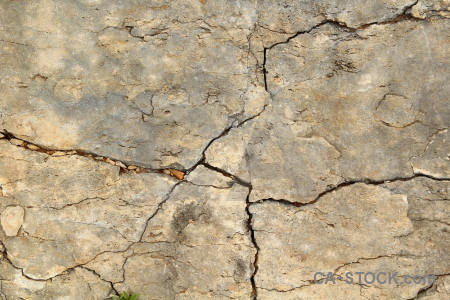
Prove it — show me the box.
[0,206,24,237]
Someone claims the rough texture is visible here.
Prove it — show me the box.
[0,206,24,237]
[0,0,449,299]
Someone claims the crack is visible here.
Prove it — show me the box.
[200,164,258,298]
[257,283,313,293]
[261,0,424,94]
[2,237,135,283]
[186,102,269,176]
[252,174,450,207]
[137,181,183,242]
[245,186,259,300]
[410,218,450,226]
[409,127,449,162]
[183,180,232,190]
[79,266,119,298]
[202,163,251,188]
[333,254,424,275]
[0,130,185,181]
[406,276,437,300]
[1,251,47,282]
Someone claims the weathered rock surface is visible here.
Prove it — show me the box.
[0,206,24,237]
[114,182,255,299]
[252,179,449,299]
[1,0,449,299]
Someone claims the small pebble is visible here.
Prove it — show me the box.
[67,151,77,155]
[105,158,114,165]
[52,151,66,156]
[116,161,126,168]
[128,165,138,170]
[162,169,171,175]
[94,156,104,160]
[27,144,39,150]
[10,139,24,146]
[169,168,185,180]
[0,133,4,139]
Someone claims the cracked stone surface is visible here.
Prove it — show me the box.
[0,0,449,299]
[0,206,24,237]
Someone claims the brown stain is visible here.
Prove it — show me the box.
[199,0,207,4]
[168,168,185,180]
[147,5,170,10]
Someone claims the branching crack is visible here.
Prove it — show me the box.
[186,102,269,175]
[137,181,182,242]
[200,164,259,299]
[262,0,423,94]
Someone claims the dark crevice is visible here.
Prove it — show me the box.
[137,181,183,242]
[262,0,422,94]
[186,103,269,176]
[1,251,48,282]
[201,164,258,298]
[184,126,235,175]
[79,266,119,298]
[262,47,268,91]
[202,163,251,188]
[0,129,185,180]
[245,186,259,300]
[253,173,449,207]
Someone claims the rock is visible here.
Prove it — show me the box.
[26,144,39,150]
[51,151,66,156]
[186,165,234,188]
[115,161,126,169]
[251,182,450,298]
[115,182,256,299]
[207,19,449,204]
[9,139,24,146]
[1,206,25,237]
[0,259,111,300]
[168,168,185,180]
[0,0,261,170]
[105,158,115,164]
[0,142,177,279]
[1,1,449,299]
[411,129,450,179]
[84,252,128,283]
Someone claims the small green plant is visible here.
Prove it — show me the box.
[112,291,140,300]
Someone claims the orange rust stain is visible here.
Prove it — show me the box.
[169,168,185,180]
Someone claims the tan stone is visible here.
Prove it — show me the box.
[1,206,25,237]
[9,139,24,146]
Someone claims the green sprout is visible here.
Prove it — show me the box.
[112,291,140,300]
